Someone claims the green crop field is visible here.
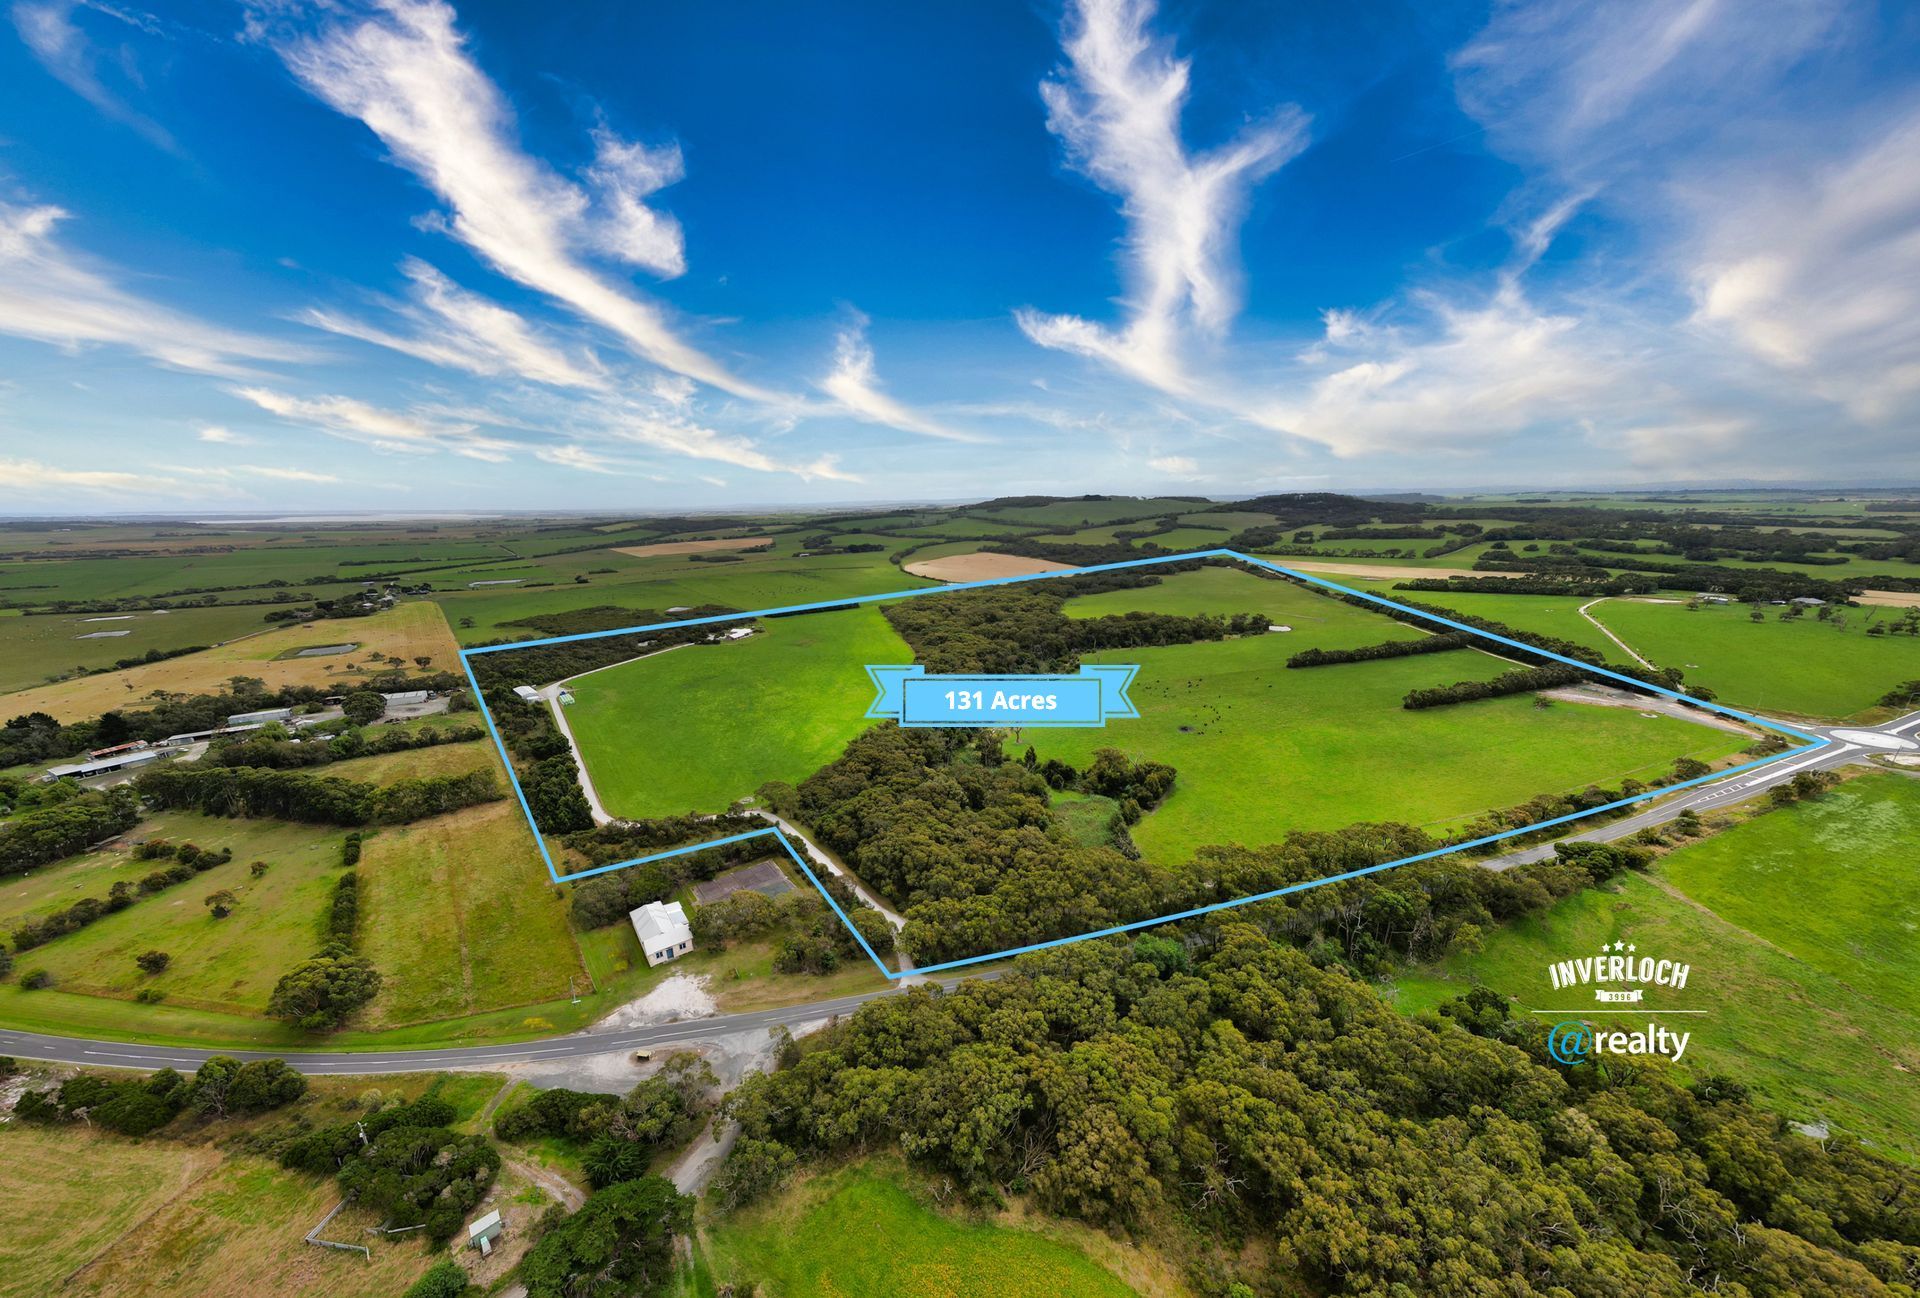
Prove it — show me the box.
[1142,527,1235,551]
[1337,578,1623,657]
[1587,598,1920,718]
[1395,775,1920,1156]
[703,1165,1149,1297]
[566,603,913,817]
[1026,631,1749,864]
[969,496,1208,527]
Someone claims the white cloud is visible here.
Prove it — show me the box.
[583,127,687,276]
[1147,454,1197,476]
[273,0,777,401]
[300,258,606,389]
[0,202,310,376]
[0,455,186,495]
[1016,0,1307,396]
[533,443,629,475]
[1687,107,1920,423]
[229,385,515,461]
[160,463,344,484]
[819,315,981,442]
[196,424,249,444]
[11,0,177,151]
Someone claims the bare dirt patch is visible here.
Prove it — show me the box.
[611,536,773,558]
[903,552,1077,582]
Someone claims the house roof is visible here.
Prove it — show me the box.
[630,900,692,949]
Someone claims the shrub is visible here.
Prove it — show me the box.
[20,968,51,990]
[402,1260,475,1298]
[267,946,381,1030]
[135,950,171,975]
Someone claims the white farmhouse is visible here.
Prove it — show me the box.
[629,900,695,966]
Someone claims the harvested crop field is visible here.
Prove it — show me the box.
[902,551,1077,582]
[610,535,773,558]
[1858,589,1920,607]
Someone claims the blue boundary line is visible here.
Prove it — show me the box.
[458,549,1827,981]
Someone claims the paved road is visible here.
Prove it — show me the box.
[9,708,1914,1078]
[0,977,979,1077]
[1481,706,1920,869]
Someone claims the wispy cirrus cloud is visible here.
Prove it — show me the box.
[229,384,516,461]
[1015,0,1307,397]
[0,455,188,495]
[300,258,607,390]
[158,462,344,484]
[269,0,777,402]
[819,314,982,443]
[0,202,310,376]
[11,0,177,151]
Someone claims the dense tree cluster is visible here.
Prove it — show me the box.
[324,871,360,946]
[1286,632,1471,667]
[497,1055,714,1189]
[0,785,141,875]
[720,932,1919,1296]
[1403,663,1591,710]
[1399,575,1657,596]
[16,1055,305,1135]
[518,1175,691,1298]
[135,764,498,826]
[797,725,1166,964]
[267,945,380,1029]
[278,1093,498,1245]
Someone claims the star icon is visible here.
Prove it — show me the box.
[1627,944,1637,953]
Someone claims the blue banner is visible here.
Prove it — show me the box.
[865,663,1139,728]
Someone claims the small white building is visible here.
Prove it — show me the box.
[227,707,294,726]
[467,1210,503,1255]
[629,901,695,966]
[381,690,432,706]
[512,685,542,705]
[1790,597,1827,607]
[43,749,160,782]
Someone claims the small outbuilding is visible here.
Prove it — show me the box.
[381,689,432,707]
[227,707,294,726]
[630,900,695,967]
[512,685,542,705]
[467,1210,503,1255]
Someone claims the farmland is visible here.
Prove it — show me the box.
[1584,598,1920,718]
[565,603,913,818]
[1395,774,1920,1156]
[0,600,459,722]
[0,603,274,696]
[1026,630,1750,864]
[701,1164,1161,1297]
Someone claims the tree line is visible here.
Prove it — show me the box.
[1286,632,1471,667]
[201,722,486,770]
[0,785,141,875]
[11,839,233,952]
[1402,663,1590,709]
[135,764,499,826]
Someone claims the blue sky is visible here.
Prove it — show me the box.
[2,0,1918,512]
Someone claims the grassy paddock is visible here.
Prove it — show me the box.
[566,603,912,818]
[1027,631,1748,863]
[703,1161,1159,1297]
[0,604,274,696]
[1588,599,1920,718]
[1394,775,1920,1156]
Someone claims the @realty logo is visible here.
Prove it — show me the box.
[1542,939,1697,1065]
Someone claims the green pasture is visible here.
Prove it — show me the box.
[1587,598,1920,718]
[1063,563,1378,623]
[0,604,274,696]
[565,602,913,817]
[1026,632,1749,864]
[703,1165,1144,1298]
[1395,775,1920,1156]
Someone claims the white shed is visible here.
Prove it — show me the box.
[629,901,694,966]
[468,1209,503,1254]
